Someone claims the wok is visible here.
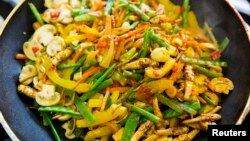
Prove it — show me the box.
[0,0,249,140]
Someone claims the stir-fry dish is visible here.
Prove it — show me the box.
[16,0,234,140]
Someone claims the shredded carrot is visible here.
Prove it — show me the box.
[86,34,97,42]
[100,87,110,112]
[72,51,85,62]
[102,122,120,132]
[105,15,112,35]
[133,38,144,48]
[115,39,125,60]
[149,0,158,10]
[40,74,47,83]
[77,66,101,83]
[117,26,145,41]
[15,53,27,60]
[110,87,129,93]
[169,61,184,81]
[197,95,207,104]
[84,51,99,65]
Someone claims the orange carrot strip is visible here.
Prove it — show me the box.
[84,51,99,65]
[77,66,101,83]
[149,0,158,10]
[110,87,129,93]
[117,26,145,41]
[115,39,125,60]
[169,61,184,81]
[100,87,110,112]
[15,53,28,60]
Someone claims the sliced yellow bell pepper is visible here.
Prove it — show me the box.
[111,90,120,103]
[76,105,127,128]
[84,126,113,141]
[42,56,91,93]
[78,24,99,36]
[64,34,87,44]
[112,128,124,141]
[88,99,103,108]
[99,38,115,68]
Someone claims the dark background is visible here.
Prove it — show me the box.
[0,0,249,140]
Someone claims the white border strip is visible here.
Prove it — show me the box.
[0,112,20,141]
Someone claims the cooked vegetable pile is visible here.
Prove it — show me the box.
[16,0,234,140]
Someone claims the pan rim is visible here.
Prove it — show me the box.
[0,0,249,140]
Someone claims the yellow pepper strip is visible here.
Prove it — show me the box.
[101,135,110,141]
[112,128,124,141]
[100,37,115,68]
[105,15,112,35]
[111,90,120,103]
[84,51,98,65]
[110,87,129,93]
[76,105,127,128]
[64,34,87,44]
[42,56,91,93]
[88,99,103,108]
[78,24,99,36]
[145,58,176,78]
[84,126,114,141]
[62,24,75,37]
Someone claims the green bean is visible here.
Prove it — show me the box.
[125,103,160,123]
[156,94,197,115]
[200,52,210,58]
[81,0,87,7]
[85,71,102,83]
[182,0,190,28]
[90,63,116,91]
[130,21,139,29]
[155,94,183,113]
[74,95,95,123]
[112,71,127,86]
[38,106,81,116]
[138,30,151,58]
[200,93,217,106]
[121,112,140,141]
[81,79,113,101]
[104,0,114,16]
[193,65,222,78]
[82,59,97,71]
[71,7,89,16]
[181,56,228,67]
[42,112,61,141]
[119,0,150,21]
[163,100,200,119]
[120,47,137,63]
[74,14,95,22]
[123,71,143,81]
[25,60,35,66]
[57,64,78,70]
[219,37,230,52]
[151,31,169,48]
[28,3,45,25]
[72,54,87,75]
[204,22,219,48]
